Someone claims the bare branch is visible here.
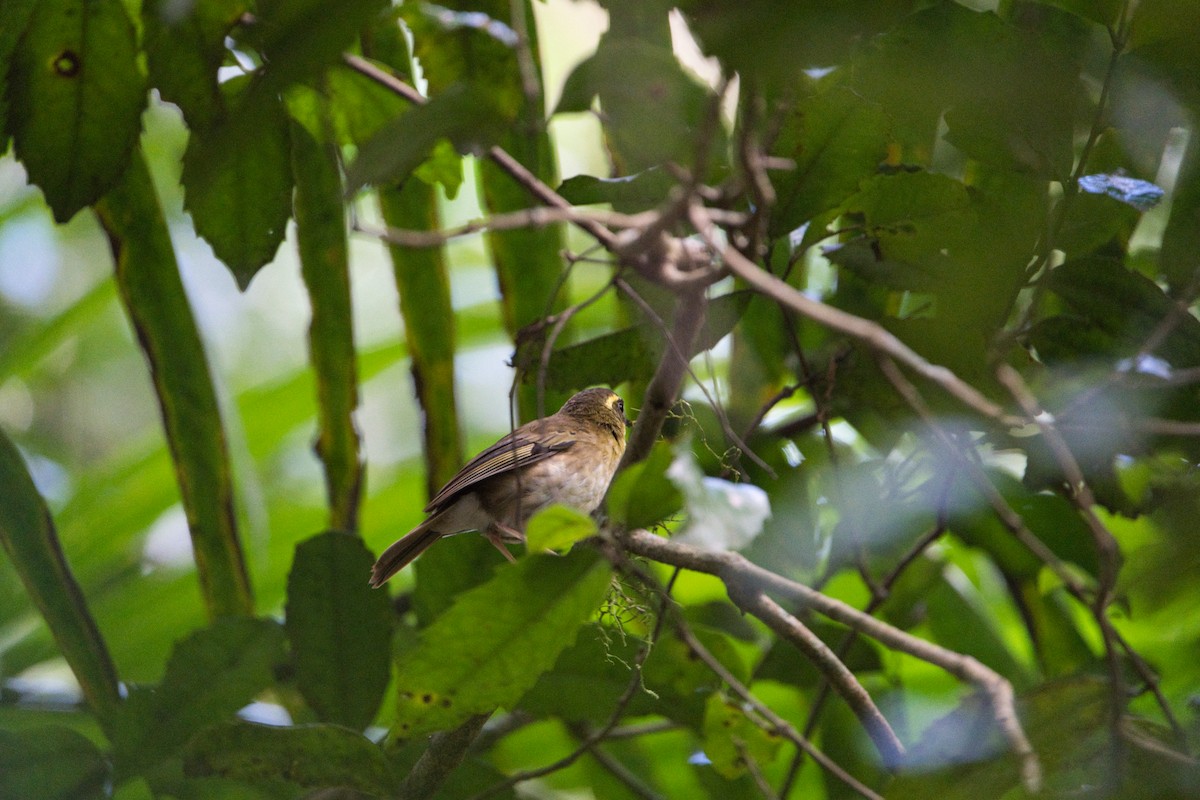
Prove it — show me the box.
[733,589,905,768]
[616,527,1042,793]
[357,207,655,249]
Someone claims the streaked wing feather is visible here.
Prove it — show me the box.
[425,430,575,512]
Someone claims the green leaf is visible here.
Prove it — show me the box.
[0,726,109,800]
[556,168,679,213]
[346,82,512,192]
[771,84,889,238]
[96,150,254,620]
[573,35,721,172]
[142,0,247,129]
[605,440,683,529]
[0,431,122,728]
[391,550,612,738]
[183,721,397,796]
[112,617,287,777]
[8,0,147,221]
[518,624,660,723]
[1046,257,1200,367]
[285,532,392,730]
[1161,136,1200,291]
[524,504,598,554]
[183,77,293,289]
[849,2,1079,175]
[701,693,783,779]
[291,122,363,531]
[515,291,751,393]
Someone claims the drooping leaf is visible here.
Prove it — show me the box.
[391,550,611,738]
[244,0,388,95]
[379,178,463,496]
[8,0,147,221]
[556,168,679,213]
[182,76,293,288]
[514,291,752,392]
[285,532,392,730]
[0,0,39,150]
[1045,258,1200,368]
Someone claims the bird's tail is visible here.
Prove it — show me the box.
[369,522,443,587]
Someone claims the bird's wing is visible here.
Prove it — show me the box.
[424,428,576,512]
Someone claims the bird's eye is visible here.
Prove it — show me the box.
[616,399,624,413]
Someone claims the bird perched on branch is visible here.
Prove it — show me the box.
[369,387,630,587]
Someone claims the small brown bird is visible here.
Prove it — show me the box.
[369,387,630,587]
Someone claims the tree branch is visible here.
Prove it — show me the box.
[616,527,1042,793]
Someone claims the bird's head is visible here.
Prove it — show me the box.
[560,387,630,438]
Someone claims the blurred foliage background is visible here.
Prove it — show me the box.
[1,0,1199,798]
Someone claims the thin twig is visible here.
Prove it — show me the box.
[357,207,655,249]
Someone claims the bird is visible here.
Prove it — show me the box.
[369,387,630,587]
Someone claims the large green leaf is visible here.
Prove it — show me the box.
[391,550,612,738]
[284,532,392,730]
[8,0,147,221]
[96,150,254,620]
[1046,258,1200,367]
[849,1,1080,175]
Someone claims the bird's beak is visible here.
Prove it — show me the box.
[624,415,632,428]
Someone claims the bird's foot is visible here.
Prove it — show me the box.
[483,525,520,563]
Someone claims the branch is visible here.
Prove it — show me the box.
[733,588,905,768]
[617,528,1042,793]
